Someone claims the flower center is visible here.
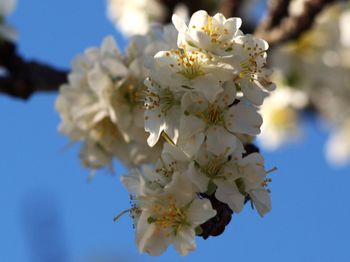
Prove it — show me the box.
[120,78,144,108]
[270,107,297,129]
[155,157,177,178]
[172,50,205,79]
[148,195,188,236]
[198,104,223,126]
[145,81,180,114]
[91,117,120,143]
[199,16,229,44]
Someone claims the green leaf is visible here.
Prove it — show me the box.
[206,180,217,196]
[195,226,203,235]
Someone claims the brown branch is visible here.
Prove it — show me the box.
[255,0,291,34]
[256,0,338,45]
[218,0,243,18]
[0,41,67,100]
[158,0,219,23]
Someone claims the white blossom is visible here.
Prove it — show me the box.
[172,10,243,56]
[0,0,17,41]
[259,78,308,150]
[107,0,166,36]
[326,120,350,167]
[122,171,216,256]
[117,11,275,255]
[233,34,276,105]
[178,83,262,157]
[56,35,164,170]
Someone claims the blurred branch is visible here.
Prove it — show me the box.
[218,0,243,18]
[159,0,216,22]
[256,0,337,45]
[255,0,291,33]
[0,41,67,100]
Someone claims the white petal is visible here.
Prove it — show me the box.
[206,126,237,155]
[215,179,245,213]
[187,162,210,193]
[192,74,223,103]
[249,189,272,217]
[101,58,128,77]
[137,217,169,256]
[100,35,120,56]
[188,10,209,29]
[87,64,111,94]
[164,172,194,207]
[225,102,262,135]
[240,80,269,106]
[144,109,165,147]
[179,115,205,139]
[187,198,217,225]
[172,14,188,33]
[173,228,196,256]
[225,17,242,35]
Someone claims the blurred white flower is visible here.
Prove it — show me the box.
[0,0,17,41]
[339,9,350,48]
[259,81,308,150]
[289,0,306,16]
[56,34,171,171]
[326,120,350,167]
[107,0,166,36]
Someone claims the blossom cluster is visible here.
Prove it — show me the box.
[268,3,350,166]
[56,25,177,171]
[0,0,17,41]
[121,11,275,256]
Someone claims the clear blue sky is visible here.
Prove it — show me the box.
[1,1,350,261]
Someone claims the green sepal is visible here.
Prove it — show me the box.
[206,180,217,196]
[195,226,203,236]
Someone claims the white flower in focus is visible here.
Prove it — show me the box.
[326,120,350,167]
[130,172,216,256]
[0,0,17,41]
[259,85,308,150]
[172,10,242,55]
[234,153,272,217]
[188,146,271,217]
[233,35,276,105]
[153,49,233,102]
[187,144,245,212]
[143,77,182,147]
[179,82,262,157]
[107,0,166,36]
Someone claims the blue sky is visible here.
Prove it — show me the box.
[1,1,350,261]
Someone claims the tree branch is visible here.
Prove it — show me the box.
[158,0,219,22]
[256,0,337,45]
[0,41,67,100]
[255,0,291,34]
[218,0,243,18]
